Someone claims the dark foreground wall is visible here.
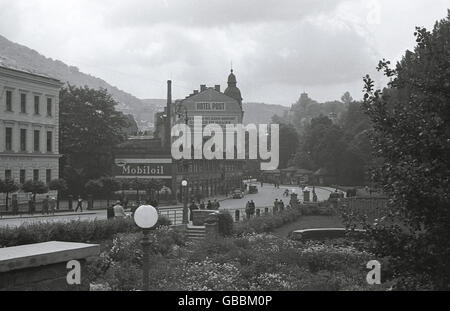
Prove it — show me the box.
[0,241,99,291]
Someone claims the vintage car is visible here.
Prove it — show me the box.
[248,185,258,194]
[232,189,244,199]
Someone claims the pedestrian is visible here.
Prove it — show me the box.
[42,195,50,215]
[189,201,198,222]
[75,196,83,213]
[199,201,206,210]
[49,196,57,215]
[113,200,126,218]
[249,200,256,217]
[279,200,285,212]
[107,203,115,220]
[273,199,279,214]
[213,199,220,210]
[245,201,251,220]
[206,200,213,210]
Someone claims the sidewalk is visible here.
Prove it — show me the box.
[0,210,101,220]
[158,194,232,210]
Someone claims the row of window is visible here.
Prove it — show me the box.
[4,90,53,116]
[4,169,52,185]
[4,127,53,152]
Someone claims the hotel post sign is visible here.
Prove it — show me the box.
[113,158,173,179]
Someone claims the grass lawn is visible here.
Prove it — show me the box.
[272,215,344,238]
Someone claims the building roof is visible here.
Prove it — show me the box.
[0,63,62,84]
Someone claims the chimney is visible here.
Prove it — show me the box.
[166,80,172,150]
[200,84,207,92]
[193,90,199,95]
[214,85,221,92]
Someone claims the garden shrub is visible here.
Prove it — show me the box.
[217,211,234,236]
[234,207,303,235]
[0,216,171,247]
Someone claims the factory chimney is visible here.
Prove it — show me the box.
[166,80,172,150]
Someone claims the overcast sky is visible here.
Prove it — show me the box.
[0,0,449,105]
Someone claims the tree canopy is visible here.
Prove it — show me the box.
[361,11,450,290]
[59,85,129,195]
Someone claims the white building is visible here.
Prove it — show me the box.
[0,65,63,190]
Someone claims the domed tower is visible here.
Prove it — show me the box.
[224,69,243,108]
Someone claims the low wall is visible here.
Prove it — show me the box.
[0,241,99,291]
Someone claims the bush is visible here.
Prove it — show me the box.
[0,216,171,247]
[301,203,335,216]
[217,212,234,237]
[234,207,303,235]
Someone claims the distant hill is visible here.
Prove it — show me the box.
[0,34,289,128]
[0,34,144,121]
[243,102,290,124]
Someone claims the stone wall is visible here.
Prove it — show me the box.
[0,241,99,291]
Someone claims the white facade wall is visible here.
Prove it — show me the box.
[0,66,62,192]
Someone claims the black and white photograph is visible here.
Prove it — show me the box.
[0,0,450,299]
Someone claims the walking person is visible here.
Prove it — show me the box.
[273,199,279,214]
[279,200,285,212]
[75,196,83,213]
[249,200,256,218]
[49,196,57,215]
[245,201,251,220]
[206,200,213,210]
[213,199,220,210]
[189,201,198,223]
[42,195,50,215]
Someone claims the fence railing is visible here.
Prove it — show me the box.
[158,208,184,225]
[338,197,390,221]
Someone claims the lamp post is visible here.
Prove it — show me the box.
[133,205,159,291]
[182,180,189,224]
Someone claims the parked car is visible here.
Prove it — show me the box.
[232,189,244,199]
[248,185,258,194]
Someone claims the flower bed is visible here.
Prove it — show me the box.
[88,230,390,291]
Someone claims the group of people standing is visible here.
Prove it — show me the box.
[273,198,286,213]
[41,195,57,215]
[245,200,256,219]
[188,199,221,221]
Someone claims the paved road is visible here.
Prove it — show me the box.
[0,184,336,228]
[219,183,335,212]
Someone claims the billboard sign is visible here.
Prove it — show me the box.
[113,158,172,179]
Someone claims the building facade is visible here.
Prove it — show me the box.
[113,70,246,204]
[0,65,62,187]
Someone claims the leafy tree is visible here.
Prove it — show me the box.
[22,181,49,202]
[85,179,104,197]
[341,92,354,107]
[99,177,121,205]
[59,85,128,193]
[361,12,450,289]
[0,179,19,211]
[278,122,300,169]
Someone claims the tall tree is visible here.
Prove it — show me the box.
[60,85,128,194]
[0,179,19,211]
[278,122,300,169]
[361,11,450,289]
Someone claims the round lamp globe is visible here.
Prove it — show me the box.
[134,205,159,229]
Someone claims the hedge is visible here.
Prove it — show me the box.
[234,207,303,235]
[0,217,171,248]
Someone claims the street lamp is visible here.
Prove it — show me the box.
[181,180,189,224]
[133,205,159,291]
